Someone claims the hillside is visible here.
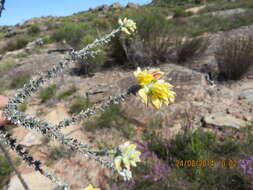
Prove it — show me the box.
[0,0,253,189]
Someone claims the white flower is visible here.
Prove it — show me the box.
[114,141,141,180]
[118,18,137,35]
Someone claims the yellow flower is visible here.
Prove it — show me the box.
[134,67,154,86]
[134,67,164,86]
[150,80,176,110]
[114,141,141,180]
[84,184,100,190]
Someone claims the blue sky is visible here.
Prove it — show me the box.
[0,0,151,26]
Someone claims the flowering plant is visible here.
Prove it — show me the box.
[0,16,175,190]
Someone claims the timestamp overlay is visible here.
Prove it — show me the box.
[176,160,239,168]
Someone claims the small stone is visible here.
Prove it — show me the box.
[238,89,253,103]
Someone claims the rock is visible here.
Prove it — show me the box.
[25,38,43,52]
[185,5,206,14]
[7,172,57,190]
[203,112,247,129]
[20,131,43,146]
[238,89,253,103]
[211,8,249,17]
[4,27,17,38]
[126,2,139,9]
[93,4,110,12]
[110,2,122,9]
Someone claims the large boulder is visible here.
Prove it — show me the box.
[203,112,247,130]
[126,2,139,9]
[110,2,122,9]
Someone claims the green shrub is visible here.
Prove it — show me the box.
[152,0,203,7]
[107,7,173,68]
[215,34,253,81]
[2,36,30,53]
[51,22,87,49]
[9,73,31,89]
[83,105,135,138]
[0,153,13,189]
[69,96,92,114]
[0,59,17,74]
[42,36,52,44]
[175,36,208,63]
[74,35,106,75]
[58,86,78,100]
[39,84,57,103]
[27,25,41,36]
[141,126,253,190]
[47,145,75,166]
[173,7,193,17]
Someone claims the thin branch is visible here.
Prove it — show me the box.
[0,0,5,16]
[0,143,31,190]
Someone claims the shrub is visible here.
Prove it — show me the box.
[83,104,135,138]
[9,73,31,89]
[47,145,75,166]
[152,0,203,7]
[2,36,30,53]
[75,35,106,75]
[0,153,13,189]
[69,95,92,114]
[175,36,208,63]
[39,84,57,103]
[173,7,193,18]
[215,34,253,81]
[141,126,253,190]
[107,8,173,68]
[27,25,41,36]
[42,36,52,44]
[0,58,17,74]
[58,86,78,100]
[51,22,87,49]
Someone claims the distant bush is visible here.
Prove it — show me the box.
[39,84,57,103]
[42,36,52,44]
[173,7,193,18]
[83,104,135,138]
[175,36,208,63]
[69,96,92,114]
[1,35,30,53]
[9,73,31,89]
[215,34,253,81]
[152,0,204,7]
[47,145,75,166]
[27,25,41,36]
[107,8,173,68]
[51,22,87,49]
[0,58,17,74]
[75,35,106,75]
[58,86,78,100]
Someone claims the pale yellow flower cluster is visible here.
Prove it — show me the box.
[83,184,100,190]
[114,141,141,180]
[118,18,137,35]
[134,67,176,110]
